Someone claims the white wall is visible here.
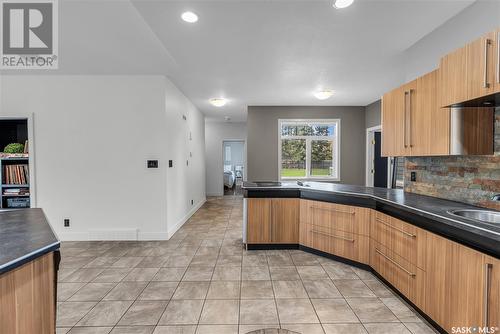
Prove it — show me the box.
[0,75,205,241]
[404,0,500,81]
[205,121,247,196]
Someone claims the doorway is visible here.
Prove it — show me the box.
[366,126,390,188]
[222,140,245,196]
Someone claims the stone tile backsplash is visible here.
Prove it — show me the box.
[404,108,500,210]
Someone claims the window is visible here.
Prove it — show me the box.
[279,119,340,180]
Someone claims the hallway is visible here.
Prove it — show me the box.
[56,197,436,334]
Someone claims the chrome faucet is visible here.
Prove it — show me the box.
[491,194,500,201]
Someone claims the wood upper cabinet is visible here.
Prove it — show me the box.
[468,30,498,100]
[382,85,407,157]
[382,70,449,157]
[247,198,299,244]
[440,28,500,107]
[440,45,468,107]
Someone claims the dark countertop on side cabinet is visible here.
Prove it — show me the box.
[243,181,500,258]
[0,208,60,275]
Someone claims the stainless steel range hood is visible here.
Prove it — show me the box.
[449,107,495,155]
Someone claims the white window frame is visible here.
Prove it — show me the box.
[278,119,341,181]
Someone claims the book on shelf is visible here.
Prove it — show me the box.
[2,164,29,185]
[3,188,29,196]
[0,153,29,159]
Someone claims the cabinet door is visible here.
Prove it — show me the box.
[271,198,299,243]
[381,86,407,157]
[440,46,468,107]
[425,233,486,332]
[468,31,497,100]
[496,29,500,94]
[412,70,450,156]
[484,256,500,329]
[247,198,271,243]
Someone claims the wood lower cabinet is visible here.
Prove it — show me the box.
[247,198,299,244]
[247,198,272,243]
[0,252,56,334]
[484,256,499,330]
[271,198,299,243]
[252,197,499,333]
[299,199,370,264]
[424,232,496,332]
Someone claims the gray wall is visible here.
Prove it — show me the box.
[247,106,366,185]
[365,100,381,129]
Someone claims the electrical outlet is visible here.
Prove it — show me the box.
[411,172,417,182]
[168,160,173,168]
[64,219,70,227]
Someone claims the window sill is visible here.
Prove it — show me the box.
[280,177,341,182]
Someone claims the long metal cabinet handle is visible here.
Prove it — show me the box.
[375,248,416,277]
[310,229,355,242]
[376,218,416,238]
[311,206,355,215]
[484,39,491,88]
[403,91,408,148]
[497,32,500,84]
[408,89,413,148]
[483,262,493,327]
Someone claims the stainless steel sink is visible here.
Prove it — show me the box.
[448,209,500,225]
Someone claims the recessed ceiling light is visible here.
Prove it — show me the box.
[314,90,334,100]
[333,0,354,9]
[181,11,198,23]
[209,98,228,107]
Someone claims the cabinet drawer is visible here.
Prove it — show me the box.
[310,225,331,254]
[372,212,426,269]
[299,222,313,248]
[305,200,370,236]
[371,241,426,308]
[331,233,369,264]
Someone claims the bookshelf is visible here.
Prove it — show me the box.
[0,156,30,208]
[0,118,30,209]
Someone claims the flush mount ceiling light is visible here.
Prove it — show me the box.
[181,11,198,23]
[314,90,334,100]
[333,0,354,9]
[209,98,228,107]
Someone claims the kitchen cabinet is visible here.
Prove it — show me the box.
[467,30,498,100]
[440,28,500,107]
[382,70,449,157]
[439,45,468,107]
[299,199,370,264]
[271,198,300,243]
[247,198,298,244]
[484,256,500,330]
[0,252,56,334]
[370,212,426,309]
[424,232,492,332]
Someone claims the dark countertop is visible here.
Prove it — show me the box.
[243,181,500,258]
[0,208,60,275]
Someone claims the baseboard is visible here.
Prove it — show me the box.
[167,197,206,239]
[206,192,223,197]
[55,198,206,242]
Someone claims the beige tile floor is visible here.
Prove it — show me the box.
[56,196,438,334]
